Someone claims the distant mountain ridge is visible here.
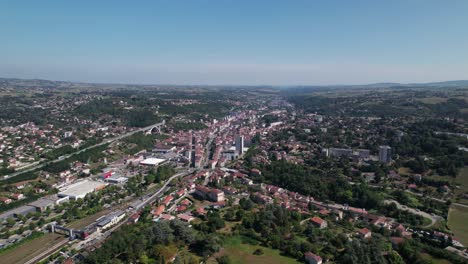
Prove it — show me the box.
[1,77,468,89]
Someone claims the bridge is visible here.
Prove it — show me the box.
[146,120,166,134]
[50,224,91,240]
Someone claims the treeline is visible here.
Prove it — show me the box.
[391,120,468,176]
[288,92,468,120]
[42,144,109,173]
[0,167,15,176]
[42,145,75,160]
[145,165,176,185]
[0,171,39,185]
[251,159,383,210]
[74,99,161,127]
[233,203,404,263]
[0,95,52,125]
[122,132,168,154]
[160,103,230,120]
[84,220,204,264]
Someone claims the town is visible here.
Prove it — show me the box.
[0,79,467,264]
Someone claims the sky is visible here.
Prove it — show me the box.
[1,0,468,85]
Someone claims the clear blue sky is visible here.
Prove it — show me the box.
[1,0,468,85]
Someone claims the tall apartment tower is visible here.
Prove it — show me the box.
[235,135,244,155]
[379,145,392,163]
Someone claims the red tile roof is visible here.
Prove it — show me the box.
[310,216,325,225]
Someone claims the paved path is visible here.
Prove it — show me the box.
[384,199,443,228]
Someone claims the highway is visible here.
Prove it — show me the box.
[2,121,165,181]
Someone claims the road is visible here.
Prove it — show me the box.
[384,199,443,228]
[135,170,192,210]
[2,121,165,181]
[403,189,468,208]
[368,184,468,209]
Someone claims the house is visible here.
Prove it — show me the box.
[304,252,322,264]
[177,213,194,223]
[367,214,391,228]
[208,189,225,202]
[194,185,225,202]
[391,237,406,247]
[152,205,165,217]
[310,216,327,229]
[180,199,191,206]
[0,197,12,204]
[160,214,175,221]
[176,205,187,212]
[129,213,140,224]
[358,228,372,239]
[250,168,261,176]
[14,181,29,190]
[162,195,173,206]
[195,207,207,217]
[195,185,210,200]
[318,209,330,216]
[11,193,24,200]
[176,189,186,197]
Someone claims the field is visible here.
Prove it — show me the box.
[448,204,468,247]
[414,166,468,205]
[420,253,451,264]
[454,167,468,205]
[208,236,301,264]
[0,233,64,264]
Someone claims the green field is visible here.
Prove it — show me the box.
[448,204,468,247]
[209,236,301,264]
[420,253,451,264]
[454,167,468,205]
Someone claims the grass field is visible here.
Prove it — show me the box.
[454,167,468,205]
[448,204,468,247]
[208,236,301,264]
[410,166,468,205]
[420,253,451,264]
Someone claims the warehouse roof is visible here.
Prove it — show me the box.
[58,180,106,198]
[140,158,166,166]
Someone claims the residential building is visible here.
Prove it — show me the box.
[379,145,392,163]
[310,216,327,229]
[304,252,322,264]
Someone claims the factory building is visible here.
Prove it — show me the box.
[58,180,107,200]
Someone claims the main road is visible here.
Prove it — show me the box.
[2,121,165,181]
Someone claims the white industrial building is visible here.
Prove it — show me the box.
[58,180,107,199]
[96,211,126,230]
[140,157,166,166]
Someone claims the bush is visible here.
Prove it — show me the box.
[253,248,264,255]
